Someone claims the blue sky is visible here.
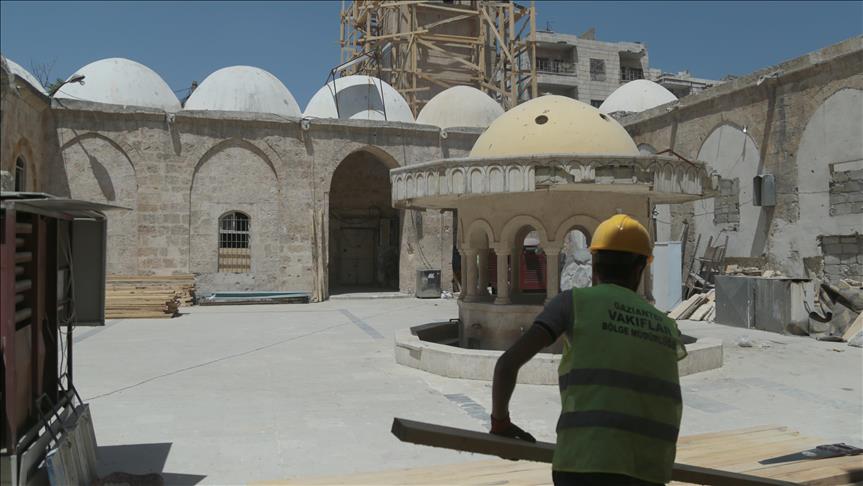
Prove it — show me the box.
[2,1,860,106]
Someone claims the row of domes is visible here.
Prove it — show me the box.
[3,56,677,134]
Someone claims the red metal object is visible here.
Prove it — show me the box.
[519,247,546,292]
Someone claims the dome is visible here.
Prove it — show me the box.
[183,66,301,117]
[416,86,503,129]
[599,79,677,115]
[470,95,638,158]
[55,58,180,111]
[3,57,47,94]
[304,75,413,123]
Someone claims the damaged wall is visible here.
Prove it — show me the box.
[623,36,863,280]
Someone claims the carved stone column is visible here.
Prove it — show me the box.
[494,249,511,304]
[477,249,489,297]
[464,249,479,302]
[545,247,562,303]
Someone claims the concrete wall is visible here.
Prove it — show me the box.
[623,36,863,280]
[40,101,478,299]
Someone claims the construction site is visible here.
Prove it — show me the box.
[1,0,861,484]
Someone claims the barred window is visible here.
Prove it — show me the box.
[218,211,251,272]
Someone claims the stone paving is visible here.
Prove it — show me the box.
[73,298,862,485]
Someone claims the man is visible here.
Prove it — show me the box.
[490,214,687,486]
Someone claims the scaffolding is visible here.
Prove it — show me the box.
[339,0,537,115]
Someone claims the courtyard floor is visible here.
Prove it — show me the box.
[73,298,862,485]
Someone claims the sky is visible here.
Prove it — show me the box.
[1,1,861,107]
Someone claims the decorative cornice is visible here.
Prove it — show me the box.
[391,154,715,205]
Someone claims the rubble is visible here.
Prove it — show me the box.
[668,289,715,321]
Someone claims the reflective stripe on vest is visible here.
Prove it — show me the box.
[552,284,684,484]
[558,368,682,402]
[557,410,680,443]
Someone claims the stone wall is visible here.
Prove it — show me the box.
[622,36,863,280]
[829,167,863,217]
[0,70,63,193]
[820,235,863,283]
[43,101,477,299]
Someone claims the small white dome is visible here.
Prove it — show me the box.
[183,66,300,117]
[55,58,180,111]
[599,79,677,115]
[304,75,413,123]
[3,57,47,94]
[417,86,503,129]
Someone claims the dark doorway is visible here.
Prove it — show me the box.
[329,150,400,293]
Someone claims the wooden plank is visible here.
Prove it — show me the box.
[841,312,862,341]
[391,418,796,486]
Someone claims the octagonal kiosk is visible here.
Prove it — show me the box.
[391,96,722,382]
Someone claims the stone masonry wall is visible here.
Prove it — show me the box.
[623,36,863,280]
[820,235,863,283]
[48,103,476,299]
[829,168,863,216]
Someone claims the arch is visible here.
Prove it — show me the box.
[328,147,400,293]
[553,214,600,244]
[60,131,139,274]
[189,138,281,279]
[790,88,863,262]
[192,138,278,186]
[500,215,549,248]
[465,218,495,249]
[12,137,36,191]
[60,132,139,178]
[694,122,761,258]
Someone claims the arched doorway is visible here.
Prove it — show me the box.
[329,150,400,293]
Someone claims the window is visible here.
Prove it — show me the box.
[621,66,644,82]
[14,157,26,192]
[590,99,603,108]
[589,59,606,81]
[218,211,251,272]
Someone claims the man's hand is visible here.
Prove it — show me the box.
[490,414,536,443]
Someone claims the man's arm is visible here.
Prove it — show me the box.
[490,324,554,441]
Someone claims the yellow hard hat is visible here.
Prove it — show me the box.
[589,214,653,262]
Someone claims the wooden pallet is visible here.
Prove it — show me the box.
[256,424,863,485]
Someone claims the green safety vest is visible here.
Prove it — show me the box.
[553,284,686,484]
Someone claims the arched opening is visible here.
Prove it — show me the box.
[559,227,591,290]
[328,150,399,293]
[218,211,251,273]
[14,157,26,191]
[499,225,546,305]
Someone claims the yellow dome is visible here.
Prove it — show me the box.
[469,95,638,157]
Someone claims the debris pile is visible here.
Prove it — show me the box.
[667,289,715,321]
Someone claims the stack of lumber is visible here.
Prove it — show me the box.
[668,289,715,321]
[260,421,863,485]
[105,275,195,319]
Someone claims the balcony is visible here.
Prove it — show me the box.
[537,58,576,75]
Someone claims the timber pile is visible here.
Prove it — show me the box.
[668,289,715,321]
[105,275,195,319]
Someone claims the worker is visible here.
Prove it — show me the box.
[490,214,687,486]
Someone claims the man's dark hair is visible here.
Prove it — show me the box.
[593,250,647,282]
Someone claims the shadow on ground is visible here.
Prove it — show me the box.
[97,443,206,485]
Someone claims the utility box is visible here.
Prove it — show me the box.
[753,174,776,207]
[416,269,441,298]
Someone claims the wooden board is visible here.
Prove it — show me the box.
[255,423,863,486]
[842,312,862,341]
